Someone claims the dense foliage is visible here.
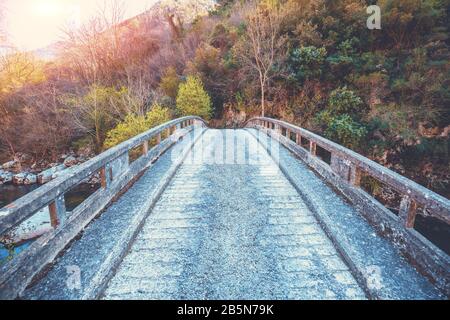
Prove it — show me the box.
[0,0,448,196]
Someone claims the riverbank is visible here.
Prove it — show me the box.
[0,152,92,186]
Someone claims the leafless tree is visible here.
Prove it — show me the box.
[60,0,127,85]
[235,1,287,117]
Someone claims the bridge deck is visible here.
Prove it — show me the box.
[23,129,444,300]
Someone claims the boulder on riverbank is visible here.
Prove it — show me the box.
[1,152,90,186]
[0,170,13,184]
[1,161,16,170]
[24,174,37,185]
[37,164,66,184]
[63,156,78,167]
[12,173,37,185]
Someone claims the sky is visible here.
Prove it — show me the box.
[1,0,157,51]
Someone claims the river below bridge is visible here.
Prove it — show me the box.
[0,183,99,265]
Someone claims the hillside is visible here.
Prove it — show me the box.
[0,0,449,199]
[32,0,217,60]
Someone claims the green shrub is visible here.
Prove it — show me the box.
[159,66,180,100]
[176,76,212,120]
[66,85,131,153]
[104,104,170,150]
[328,86,365,117]
[325,114,367,149]
[290,46,327,82]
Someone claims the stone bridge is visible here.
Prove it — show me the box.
[0,116,449,300]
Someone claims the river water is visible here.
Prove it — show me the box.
[0,183,99,265]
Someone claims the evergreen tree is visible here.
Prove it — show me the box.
[176,76,212,120]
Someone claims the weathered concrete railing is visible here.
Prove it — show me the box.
[247,117,450,295]
[0,116,206,299]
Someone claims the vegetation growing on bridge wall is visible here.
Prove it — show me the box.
[0,0,448,197]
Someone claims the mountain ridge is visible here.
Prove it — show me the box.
[32,0,217,60]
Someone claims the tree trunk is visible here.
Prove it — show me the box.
[261,80,265,118]
[95,129,102,154]
[261,92,265,117]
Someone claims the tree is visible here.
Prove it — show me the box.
[188,43,232,118]
[67,85,130,153]
[159,66,180,99]
[176,75,212,119]
[327,86,365,118]
[61,1,130,85]
[315,87,367,150]
[325,114,367,149]
[378,0,441,50]
[235,1,287,117]
[0,80,77,161]
[289,46,327,82]
[104,104,170,149]
[0,54,73,161]
[0,53,46,94]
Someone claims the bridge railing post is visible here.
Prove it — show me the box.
[349,165,362,187]
[399,196,418,228]
[157,133,161,144]
[108,152,129,182]
[100,166,108,189]
[309,141,317,156]
[48,195,66,228]
[142,140,149,156]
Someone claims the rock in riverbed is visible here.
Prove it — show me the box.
[12,172,37,185]
[63,156,78,167]
[1,161,16,170]
[0,170,13,184]
[1,152,89,186]
[37,164,66,184]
